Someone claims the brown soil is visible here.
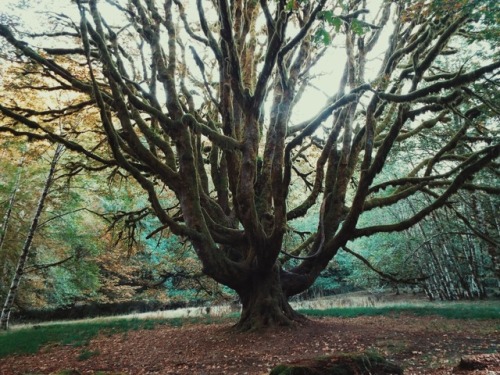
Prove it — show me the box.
[0,315,498,375]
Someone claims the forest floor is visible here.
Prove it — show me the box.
[0,313,498,375]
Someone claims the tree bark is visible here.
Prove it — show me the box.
[0,158,23,252]
[235,262,305,332]
[0,145,63,330]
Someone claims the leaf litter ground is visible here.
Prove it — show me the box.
[0,314,498,374]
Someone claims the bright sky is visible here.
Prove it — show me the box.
[1,0,394,126]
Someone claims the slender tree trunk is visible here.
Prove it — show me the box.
[463,234,478,297]
[485,197,500,277]
[0,158,24,252]
[442,241,471,299]
[0,145,63,330]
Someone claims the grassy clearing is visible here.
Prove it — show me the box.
[1,302,497,359]
[299,302,500,320]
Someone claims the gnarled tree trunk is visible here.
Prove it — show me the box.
[235,263,304,331]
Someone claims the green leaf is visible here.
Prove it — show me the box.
[319,11,342,33]
[351,19,365,35]
[319,10,334,24]
[314,28,331,45]
[331,17,342,33]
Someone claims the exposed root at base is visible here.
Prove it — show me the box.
[233,310,308,332]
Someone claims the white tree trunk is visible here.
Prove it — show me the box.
[0,145,63,330]
[0,158,24,252]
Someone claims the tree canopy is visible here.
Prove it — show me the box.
[0,0,499,330]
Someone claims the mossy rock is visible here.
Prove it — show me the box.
[269,352,403,375]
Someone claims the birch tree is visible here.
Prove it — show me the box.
[0,145,64,330]
[0,157,24,253]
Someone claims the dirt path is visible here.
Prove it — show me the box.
[0,314,498,374]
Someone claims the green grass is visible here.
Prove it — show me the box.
[0,318,168,358]
[77,348,100,361]
[299,302,500,320]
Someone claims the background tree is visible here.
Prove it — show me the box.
[342,188,498,300]
[0,137,221,315]
[0,150,24,253]
[1,144,63,330]
[0,0,498,330]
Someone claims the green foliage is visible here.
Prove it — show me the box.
[308,258,352,296]
[313,28,331,45]
[286,0,295,11]
[313,6,348,46]
[46,264,100,306]
[350,19,365,35]
[318,10,342,32]
[39,216,103,305]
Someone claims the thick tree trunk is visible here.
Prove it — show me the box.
[234,263,305,331]
[0,145,63,330]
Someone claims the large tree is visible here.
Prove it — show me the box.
[0,0,498,330]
